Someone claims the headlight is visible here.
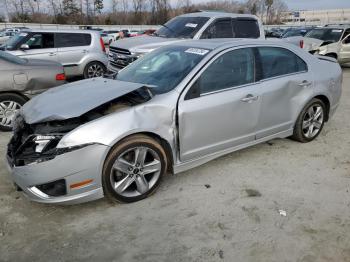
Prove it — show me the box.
[33,135,62,153]
[132,52,145,59]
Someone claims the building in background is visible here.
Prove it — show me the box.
[282,9,350,25]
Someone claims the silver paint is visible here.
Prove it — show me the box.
[7,39,342,204]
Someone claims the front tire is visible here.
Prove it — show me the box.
[0,93,27,132]
[83,61,106,79]
[102,134,168,203]
[292,98,326,143]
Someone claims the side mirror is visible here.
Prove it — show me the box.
[343,34,350,44]
[20,44,29,50]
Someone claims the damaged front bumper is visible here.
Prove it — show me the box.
[6,144,109,205]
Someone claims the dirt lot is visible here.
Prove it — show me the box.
[1,69,350,262]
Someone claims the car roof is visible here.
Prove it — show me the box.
[20,29,99,34]
[168,39,299,51]
[179,11,259,20]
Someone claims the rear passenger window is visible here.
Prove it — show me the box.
[233,19,260,38]
[56,33,92,48]
[257,47,307,79]
[197,48,255,94]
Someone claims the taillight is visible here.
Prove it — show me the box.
[299,40,304,48]
[100,37,106,53]
[56,73,66,81]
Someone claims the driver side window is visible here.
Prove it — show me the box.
[186,48,255,99]
[201,19,234,39]
[343,30,350,44]
[25,33,54,49]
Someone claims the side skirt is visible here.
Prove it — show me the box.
[173,129,293,174]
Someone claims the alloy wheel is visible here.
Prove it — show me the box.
[87,63,104,78]
[110,146,162,198]
[0,101,21,128]
[302,105,324,139]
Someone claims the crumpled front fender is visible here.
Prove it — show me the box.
[57,93,178,162]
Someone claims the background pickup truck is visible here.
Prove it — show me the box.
[108,11,264,72]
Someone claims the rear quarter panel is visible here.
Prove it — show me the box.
[309,56,342,116]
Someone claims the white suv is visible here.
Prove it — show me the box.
[108,11,264,72]
[1,29,108,78]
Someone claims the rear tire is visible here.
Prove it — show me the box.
[292,98,326,143]
[83,61,106,79]
[0,93,28,132]
[102,134,168,203]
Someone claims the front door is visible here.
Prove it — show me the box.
[178,47,261,162]
[18,32,58,62]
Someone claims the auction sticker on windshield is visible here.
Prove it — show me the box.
[185,23,198,28]
[185,48,209,56]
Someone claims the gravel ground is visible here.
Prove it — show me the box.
[0,68,350,262]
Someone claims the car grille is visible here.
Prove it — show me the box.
[108,46,138,69]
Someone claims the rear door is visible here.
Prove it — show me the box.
[18,32,58,62]
[178,47,261,161]
[254,46,312,139]
[55,33,92,75]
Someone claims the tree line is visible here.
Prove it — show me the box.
[2,0,288,25]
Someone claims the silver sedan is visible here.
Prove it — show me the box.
[6,39,342,204]
[0,51,66,131]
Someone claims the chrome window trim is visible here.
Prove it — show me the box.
[200,70,309,97]
[180,44,310,101]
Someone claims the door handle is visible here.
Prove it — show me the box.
[298,80,312,87]
[241,94,259,103]
[82,50,88,53]
[49,52,56,56]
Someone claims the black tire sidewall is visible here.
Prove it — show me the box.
[0,93,27,131]
[102,137,167,203]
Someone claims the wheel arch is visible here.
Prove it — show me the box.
[0,91,29,102]
[105,132,175,174]
[314,95,330,122]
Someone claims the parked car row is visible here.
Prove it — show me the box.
[101,29,157,45]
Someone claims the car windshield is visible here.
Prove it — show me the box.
[117,46,210,94]
[154,16,210,39]
[0,50,27,64]
[2,32,28,50]
[282,30,304,38]
[305,28,343,42]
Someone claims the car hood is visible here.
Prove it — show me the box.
[112,35,185,53]
[302,37,327,51]
[21,78,148,124]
